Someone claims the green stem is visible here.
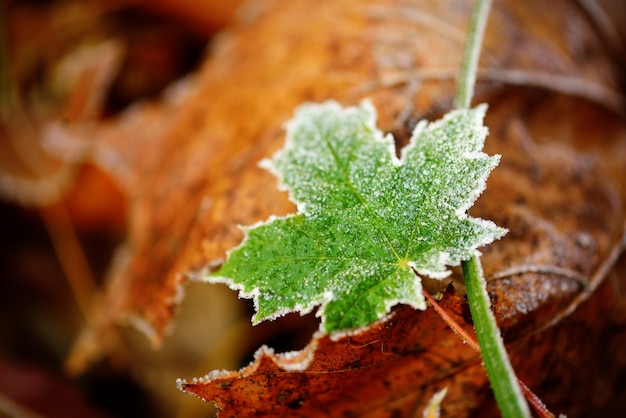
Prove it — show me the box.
[463,255,530,418]
[455,0,530,417]
[455,0,493,109]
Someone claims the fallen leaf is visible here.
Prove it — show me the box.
[206,100,503,333]
[179,289,489,417]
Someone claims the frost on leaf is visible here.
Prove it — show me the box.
[205,100,505,333]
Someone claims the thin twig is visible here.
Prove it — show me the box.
[40,203,98,318]
[421,287,555,418]
[420,285,479,352]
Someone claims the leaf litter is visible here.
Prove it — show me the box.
[57,0,626,415]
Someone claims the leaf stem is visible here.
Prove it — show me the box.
[455,0,492,109]
[462,254,530,418]
[454,0,531,416]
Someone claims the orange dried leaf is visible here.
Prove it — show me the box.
[179,290,488,417]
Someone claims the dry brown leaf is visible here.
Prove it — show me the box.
[179,290,488,417]
[68,0,626,415]
[177,65,626,417]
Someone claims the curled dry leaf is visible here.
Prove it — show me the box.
[179,290,487,417]
[70,0,626,414]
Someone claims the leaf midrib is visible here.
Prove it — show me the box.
[318,126,403,264]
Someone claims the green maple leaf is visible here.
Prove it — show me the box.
[206,100,505,333]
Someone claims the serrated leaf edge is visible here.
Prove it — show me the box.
[203,100,506,331]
